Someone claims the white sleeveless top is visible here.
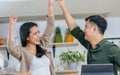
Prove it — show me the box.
[29,55,51,75]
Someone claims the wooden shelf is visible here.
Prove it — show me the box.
[0,44,8,48]
[46,42,79,48]
[0,43,79,48]
[56,70,79,75]
[0,43,79,59]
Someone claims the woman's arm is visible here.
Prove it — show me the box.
[9,14,18,42]
[48,0,55,17]
[8,14,22,60]
[41,0,56,46]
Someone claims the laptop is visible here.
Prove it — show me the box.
[81,64,114,75]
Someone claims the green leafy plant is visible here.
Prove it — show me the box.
[59,49,85,64]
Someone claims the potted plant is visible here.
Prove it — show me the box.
[59,49,85,70]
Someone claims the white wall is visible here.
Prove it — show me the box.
[1,17,120,42]
[0,17,120,70]
[105,18,120,37]
[1,0,120,17]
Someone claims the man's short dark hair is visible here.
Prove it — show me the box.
[85,15,107,35]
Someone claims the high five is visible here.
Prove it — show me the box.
[57,0,120,75]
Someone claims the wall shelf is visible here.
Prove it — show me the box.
[47,42,79,58]
[105,37,120,40]
[0,43,79,59]
[46,42,79,48]
[0,44,8,48]
[55,70,79,75]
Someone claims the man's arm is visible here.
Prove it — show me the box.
[57,0,90,49]
[57,0,78,31]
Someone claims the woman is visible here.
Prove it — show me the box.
[8,0,56,75]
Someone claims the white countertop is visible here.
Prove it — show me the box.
[0,67,79,75]
[0,66,17,74]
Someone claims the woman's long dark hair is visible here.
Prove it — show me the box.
[20,22,46,58]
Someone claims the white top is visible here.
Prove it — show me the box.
[29,55,51,75]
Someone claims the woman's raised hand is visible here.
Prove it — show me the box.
[9,14,18,26]
[49,0,56,6]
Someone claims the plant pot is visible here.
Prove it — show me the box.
[68,62,78,70]
[63,62,78,70]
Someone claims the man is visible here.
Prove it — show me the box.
[57,0,120,75]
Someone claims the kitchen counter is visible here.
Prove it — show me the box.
[1,66,120,75]
[0,67,17,74]
[1,68,120,75]
[0,67,79,75]
[0,73,30,75]
[56,70,79,75]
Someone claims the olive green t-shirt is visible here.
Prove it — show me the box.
[71,26,120,75]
